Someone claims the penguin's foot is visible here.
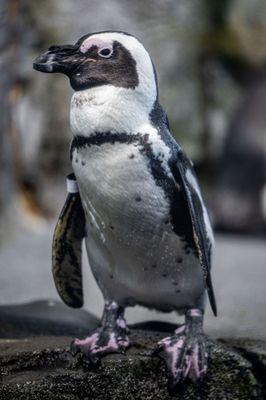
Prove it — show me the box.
[70,326,130,362]
[70,301,130,362]
[153,309,207,389]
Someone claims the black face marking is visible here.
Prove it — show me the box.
[70,41,139,91]
[135,196,142,202]
[152,264,157,268]
[33,35,139,90]
[162,272,168,277]
[110,225,114,230]
[129,154,135,159]
[177,257,183,263]
[34,31,140,91]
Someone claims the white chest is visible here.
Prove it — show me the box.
[71,140,204,310]
[72,141,170,243]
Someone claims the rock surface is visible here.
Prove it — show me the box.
[229,339,266,399]
[0,300,99,338]
[0,324,263,400]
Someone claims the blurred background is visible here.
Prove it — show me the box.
[0,0,265,339]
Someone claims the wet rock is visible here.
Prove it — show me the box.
[228,339,266,399]
[0,300,99,338]
[0,324,262,400]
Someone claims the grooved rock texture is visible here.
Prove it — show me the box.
[0,327,262,400]
[229,339,266,399]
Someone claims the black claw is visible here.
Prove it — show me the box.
[168,364,189,391]
[119,346,126,355]
[70,340,79,356]
[168,378,178,393]
[87,353,100,365]
[151,348,159,357]
[167,378,186,395]
[151,343,164,357]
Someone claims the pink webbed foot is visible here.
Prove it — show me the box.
[153,309,208,389]
[71,301,130,363]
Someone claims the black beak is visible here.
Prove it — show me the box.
[33,44,79,74]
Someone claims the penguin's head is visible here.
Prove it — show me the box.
[34,31,159,134]
[33,31,157,97]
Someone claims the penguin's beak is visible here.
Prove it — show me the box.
[33,44,80,75]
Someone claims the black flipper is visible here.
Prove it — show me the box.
[52,173,86,308]
[172,152,217,316]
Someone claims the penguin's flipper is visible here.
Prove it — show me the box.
[52,173,86,308]
[172,151,217,317]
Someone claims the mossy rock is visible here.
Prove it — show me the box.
[0,324,262,400]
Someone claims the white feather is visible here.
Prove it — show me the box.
[185,169,214,246]
[70,32,156,137]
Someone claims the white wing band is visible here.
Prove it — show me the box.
[66,177,79,193]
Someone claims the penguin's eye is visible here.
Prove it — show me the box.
[98,47,113,58]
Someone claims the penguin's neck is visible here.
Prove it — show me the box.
[70,85,155,137]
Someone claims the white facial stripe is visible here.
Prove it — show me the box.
[71,32,157,136]
[185,169,214,245]
[80,37,112,54]
[88,32,157,100]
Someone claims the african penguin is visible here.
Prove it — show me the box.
[33,31,217,388]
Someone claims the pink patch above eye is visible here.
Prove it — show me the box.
[80,37,112,54]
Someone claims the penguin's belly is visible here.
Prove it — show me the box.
[72,142,204,311]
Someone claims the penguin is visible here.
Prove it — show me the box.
[33,31,217,388]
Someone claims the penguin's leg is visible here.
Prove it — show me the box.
[71,300,130,361]
[153,309,207,389]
